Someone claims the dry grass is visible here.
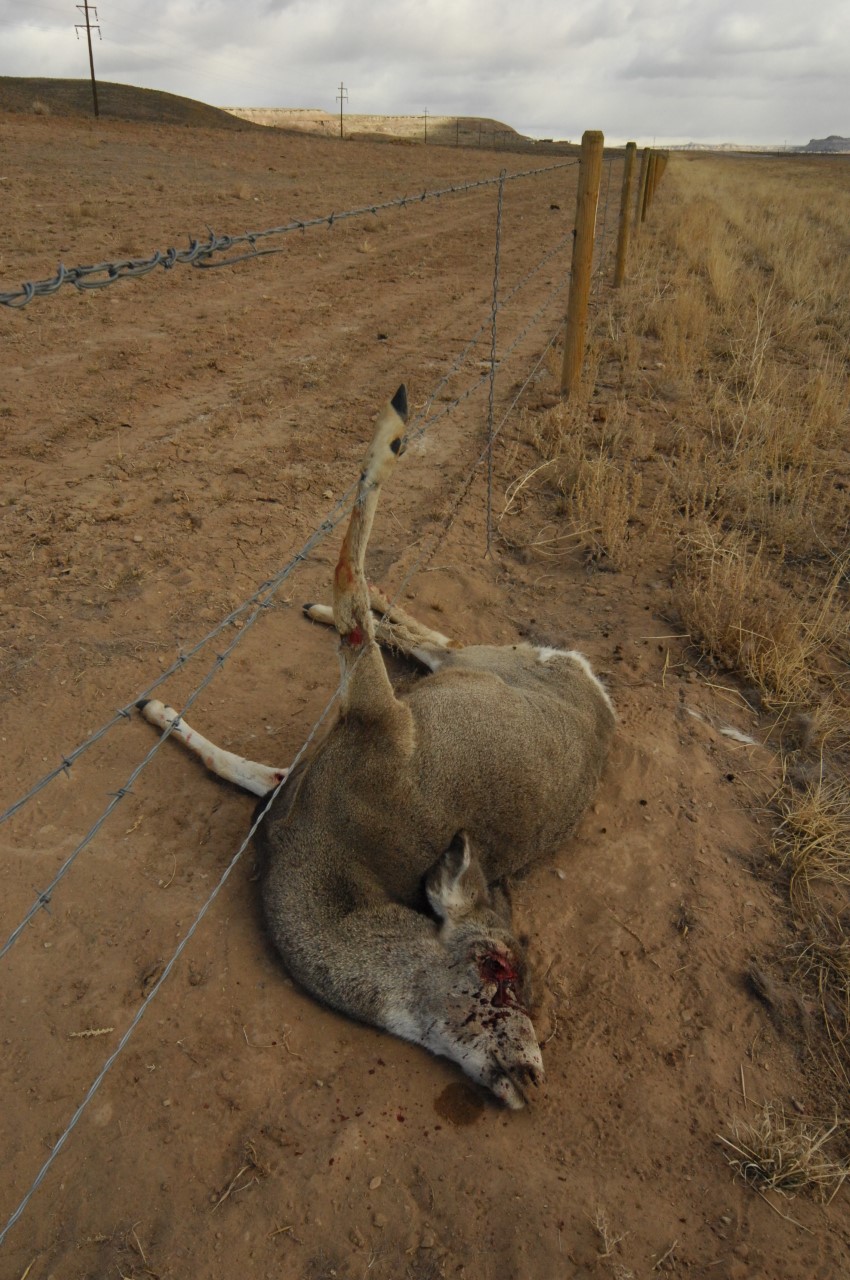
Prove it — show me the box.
[571,452,643,569]
[646,164,850,1098]
[773,775,850,901]
[718,1102,848,1201]
[671,525,845,708]
[526,152,850,1102]
[795,927,850,1089]
[526,397,649,569]
[770,771,850,1084]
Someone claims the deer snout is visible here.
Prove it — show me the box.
[492,1056,545,1110]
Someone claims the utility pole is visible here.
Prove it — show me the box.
[74,0,101,119]
[336,81,348,139]
[423,107,428,144]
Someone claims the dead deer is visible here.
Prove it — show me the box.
[140,386,615,1108]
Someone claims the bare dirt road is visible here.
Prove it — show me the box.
[1,115,847,1279]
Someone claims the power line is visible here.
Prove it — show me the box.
[74,0,101,118]
[336,80,347,139]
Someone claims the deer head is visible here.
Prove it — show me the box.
[420,832,545,1109]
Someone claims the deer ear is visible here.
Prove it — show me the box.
[426,831,488,923]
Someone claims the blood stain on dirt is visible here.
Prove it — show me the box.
[433,1082,485,1126]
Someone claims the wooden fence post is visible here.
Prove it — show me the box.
[634,147,651,230]
[613,141,637,288]
[642,150,658,221]
[560,129,604,397]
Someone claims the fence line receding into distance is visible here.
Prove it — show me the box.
[0,131,670,1252]
[0,161,578,308]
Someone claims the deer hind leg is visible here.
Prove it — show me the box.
[304,584,455,672]
[138,699,289,797]
[330,387,416,737]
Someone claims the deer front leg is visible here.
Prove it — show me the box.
[138,699,289,797]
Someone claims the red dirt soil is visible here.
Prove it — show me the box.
[1,114,848,1279]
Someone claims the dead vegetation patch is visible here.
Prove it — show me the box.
[719,1102,848,1202]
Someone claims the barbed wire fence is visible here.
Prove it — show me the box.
[0,132,664,1253]
[0,161,576,309]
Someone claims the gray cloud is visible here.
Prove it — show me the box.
[1,0,848,144]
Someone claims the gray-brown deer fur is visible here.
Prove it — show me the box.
[140,385,615,1108]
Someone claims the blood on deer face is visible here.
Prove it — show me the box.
[422,833,545,1108]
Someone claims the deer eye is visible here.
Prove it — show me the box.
[389,436,402,455]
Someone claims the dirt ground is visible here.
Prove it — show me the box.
[1,116,848,1280]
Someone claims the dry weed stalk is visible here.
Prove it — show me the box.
[795,928,850,1089]
[571,453,643,569]
[524,401,645,569]
[718,1102,848,1201]
[592,1207,635,1280]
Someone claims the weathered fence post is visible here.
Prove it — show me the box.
[613,141,637,287]
[634,147,651,231]
[642,150,658,221]
[560,129,604,397]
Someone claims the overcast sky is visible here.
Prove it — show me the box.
[3,0,848,146]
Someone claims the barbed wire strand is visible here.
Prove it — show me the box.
[0,287,568,1251]
[0,264,569,962]
[0,489,356,832]
[416,225,573,422]
[485,171,506,556]
[0,160,579,309]
[0,224,574,836]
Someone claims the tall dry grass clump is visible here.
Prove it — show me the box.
[719,1102,848,1201]
[673,526,815,703]
[524,389,651,570]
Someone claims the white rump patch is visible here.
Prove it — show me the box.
[536,646,615,716]
[536,646,569,664]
